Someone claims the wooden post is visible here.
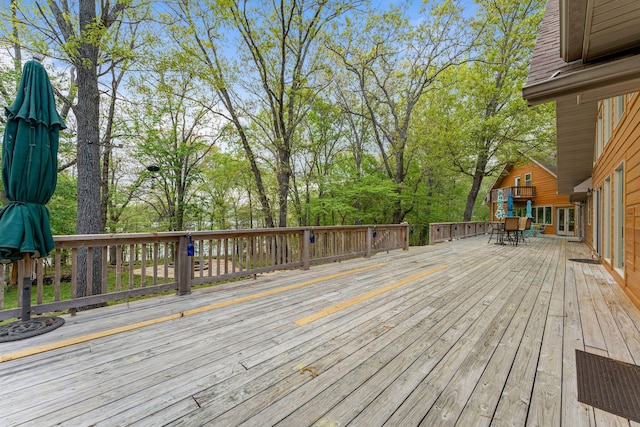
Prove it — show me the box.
[177,235,191,296]
[403,222,410,251]
[366,227,372,258]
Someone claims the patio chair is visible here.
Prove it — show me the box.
[488,222,504,244]
[504,217,520,246]
[518,217,533,243]
[532,223,547,237]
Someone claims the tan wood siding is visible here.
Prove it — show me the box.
[592,92,640,308]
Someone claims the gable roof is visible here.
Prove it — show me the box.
[483,156,558,205]
[488,156,557,191]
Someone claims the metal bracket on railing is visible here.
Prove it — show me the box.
[187,233,194,257]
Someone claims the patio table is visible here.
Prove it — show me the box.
[488,221,505,245]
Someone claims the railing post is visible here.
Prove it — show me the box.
[177,235,191,296]
[402,222,410,250]
[302,228,310,270]
[366,227,372,258]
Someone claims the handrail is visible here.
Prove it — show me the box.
[429,221,490,245]
[0,224,410,320]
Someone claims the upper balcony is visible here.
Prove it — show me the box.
[489,185,536,203]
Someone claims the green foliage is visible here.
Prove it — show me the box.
[1,260,176,310]
[125,50,222,231]
[0,0,558,246]
[48,172,77,235]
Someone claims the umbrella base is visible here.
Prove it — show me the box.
[0,316,64,342]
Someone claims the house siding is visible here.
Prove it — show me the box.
[590,93,640,307]
[491,162,573,235]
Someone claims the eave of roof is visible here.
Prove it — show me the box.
[523,53,640,107]
[523,0,640,195]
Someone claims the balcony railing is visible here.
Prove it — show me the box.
[489,186,536,202]
[0,224,410,321]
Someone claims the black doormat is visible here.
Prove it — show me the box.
[576,350,640,422]
[569,258,601,264]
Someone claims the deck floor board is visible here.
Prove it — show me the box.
[2,236,640,426]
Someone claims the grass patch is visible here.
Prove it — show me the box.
[1,262,239,318]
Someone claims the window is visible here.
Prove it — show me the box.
[604,98,612,144]
[604,177,611,260]
[596,106,603,160]
[533,206,552,224]
[614,95,625,127]
[525,173,532,186]
[614,164,625,272]
[513,177,521,196]
[514,207,527,217]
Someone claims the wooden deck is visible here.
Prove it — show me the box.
[2,235,640,426]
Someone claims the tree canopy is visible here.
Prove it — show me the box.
[0,0,555,245]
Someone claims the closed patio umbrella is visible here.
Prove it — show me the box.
[0,59,66,338]
[495,189,506,220]
[526,200,533,218]
[507,192,514,217]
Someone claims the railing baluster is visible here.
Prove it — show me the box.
[216,238,222,276]
[71,248,78,299]
[141,244,147,288]
[153,243,159,286]
[36,259,43,305]
[116,244,122,291]
[164,243,169,283]
[129,244,135,290]
[86,247,93,297]
[102,246,108,295]
[0,264,5,309]
[207,239,213,278]
[54,249,61,301]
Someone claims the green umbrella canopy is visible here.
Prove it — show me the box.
[0,59,66,263]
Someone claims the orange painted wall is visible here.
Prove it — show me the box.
[493,162,573,235]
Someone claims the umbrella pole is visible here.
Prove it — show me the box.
[0,252,65,342]
[21,254,32,321]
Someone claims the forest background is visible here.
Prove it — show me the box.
[0,0,555,247]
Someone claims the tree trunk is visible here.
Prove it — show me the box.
[464,173,483,221]
[100,150,110,231]
[464,154,490,221]
[277,151,291,227]
[74,0,103,298]
[11,0,21,81]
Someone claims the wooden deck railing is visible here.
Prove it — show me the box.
[429,221,490,245]
[0,224,409,320]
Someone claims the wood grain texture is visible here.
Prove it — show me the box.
[1,236,640,426]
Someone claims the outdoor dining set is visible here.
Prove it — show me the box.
[488,216,535,246]
[487,188,541,246]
